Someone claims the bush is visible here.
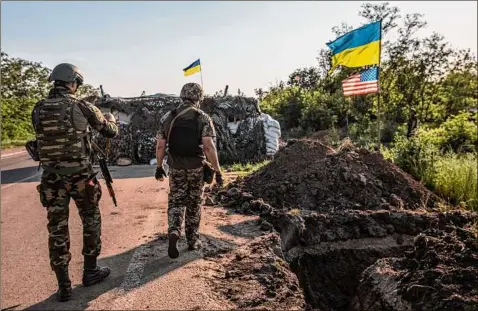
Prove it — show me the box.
[260,86,349,135]
[385,133,477,211]
[1,98,37,143]
[388,134,440,185]
[418,111,478,153]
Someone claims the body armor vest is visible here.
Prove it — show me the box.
[168,110,203,158]
[33,93,91,174]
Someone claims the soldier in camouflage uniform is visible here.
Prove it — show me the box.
[31,63,119,302]
[155,82,223,259]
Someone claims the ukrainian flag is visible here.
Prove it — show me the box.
[183,59,201,76]
[326,21,381,72]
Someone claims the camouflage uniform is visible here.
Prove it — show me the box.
[39,171,102,267]
[156,83,216,249]
[35,86,118,270]
[32,63,118,302]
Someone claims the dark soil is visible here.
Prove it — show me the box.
[207,138,478,311]
[289,236,413,311]
[355,227,478,311]
[265,209,478,250]
[263,208,477,311]
[208,233,307,310]
[227,139,441,212]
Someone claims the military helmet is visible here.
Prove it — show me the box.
[48,63,84,85]
[180,82,204,103]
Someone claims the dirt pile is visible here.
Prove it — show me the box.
[258,208,477,311]
[207,233,307,310]
[222,139,441,212]
[205,138,478,311]
[355,227,478,311]
[265,209,477,251]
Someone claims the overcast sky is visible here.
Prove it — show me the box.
[2,1,477,97]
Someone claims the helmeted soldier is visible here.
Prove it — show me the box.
[155,82,223,258]
[31,63,118,301]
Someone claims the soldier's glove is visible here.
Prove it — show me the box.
[104,112,117,124]
[155,166,167,180]
[215,172,223,187]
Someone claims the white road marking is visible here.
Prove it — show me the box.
[1,151,27,159]
[118,198,163,292]
[1,172,42,191]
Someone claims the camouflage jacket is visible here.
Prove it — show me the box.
[32,86,118,174]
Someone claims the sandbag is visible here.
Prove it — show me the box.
[265,127,281,137]
[267,119,280,129]
[265,132,279,142]
[266,141,278,151]
[268,127,281,137]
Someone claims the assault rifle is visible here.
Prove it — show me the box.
[91,141,118,207]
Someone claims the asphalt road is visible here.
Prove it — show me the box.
[0,151,257,310]
[1,150,42,188]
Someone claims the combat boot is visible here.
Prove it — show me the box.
[188,239,203,251]
[168,231,180,259]
[82,255,111,286]
[53,266,72,302]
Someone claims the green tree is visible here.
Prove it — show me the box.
[287,67,321,89]
[1,52,51,100]
[1,52,101,145]
[259,1,477,147]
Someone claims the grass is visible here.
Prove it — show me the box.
[1,138,30,150]
[225,160,270,177]
[430,152,477,212]
[383,137,477,212]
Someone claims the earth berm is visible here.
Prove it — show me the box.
[206,138,477,311]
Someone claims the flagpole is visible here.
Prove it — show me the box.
[347,96,352,136]
[377,19,383,150]
[200,62,204,89]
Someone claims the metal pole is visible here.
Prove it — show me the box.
[377,19,383,150]
[346,96,352,136]
[200,64,204,89]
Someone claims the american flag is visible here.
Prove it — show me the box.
[342,67,379,96]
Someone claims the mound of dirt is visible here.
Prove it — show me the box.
[254,208,476,311]
[207,138,477,311]
[208,233,307,310]
[235,139,441,211]
[264,209,478,252]
[355,227,478,311]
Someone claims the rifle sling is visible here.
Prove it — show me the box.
[91,141,107,159]
[167,107,195,141]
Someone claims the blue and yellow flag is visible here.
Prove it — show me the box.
[183,59,201,76]
[326,21,381,72]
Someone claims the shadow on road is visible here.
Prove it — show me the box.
[97,165,157,180]
[218,218,263,239]
[21,230,243,311]
[0,166,41,185]
[1,165,159,186]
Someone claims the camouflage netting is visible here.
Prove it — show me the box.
[85,93,281,165]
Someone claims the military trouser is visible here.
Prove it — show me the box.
[167,167,204,246]
[37,171,103,270]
